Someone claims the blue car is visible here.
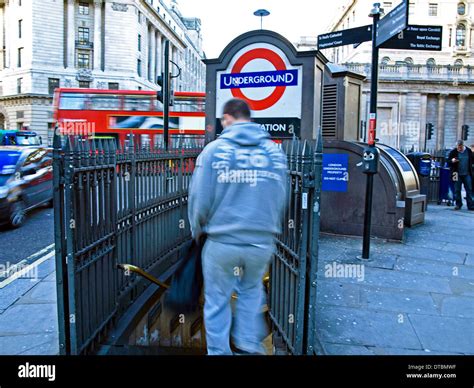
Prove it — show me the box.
[0,146,53,228]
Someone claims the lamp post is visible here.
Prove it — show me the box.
[253,9,270,30]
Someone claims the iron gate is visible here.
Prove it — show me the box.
[53,134,204,354]
[269,135,324,355]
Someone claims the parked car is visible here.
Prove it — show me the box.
[0,146,53,228]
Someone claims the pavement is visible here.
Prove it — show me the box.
[0,245,58,355]
[316,205,474,355]
[0,204,472,355]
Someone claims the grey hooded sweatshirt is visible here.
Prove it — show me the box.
[188,122,288,246]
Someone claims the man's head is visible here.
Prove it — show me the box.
[470,144,474,153]
[221,99,251,129]
[456,140,465,152]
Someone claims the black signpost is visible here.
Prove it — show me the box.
[382,25,443,51]
[318,25,372,50]
[317,0,443,260]
[376,0,409,47]
[323,23,443,51]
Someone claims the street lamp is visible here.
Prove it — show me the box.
[254,9,270,30]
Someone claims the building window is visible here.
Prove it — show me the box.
[428,3,438,16]
[77,52,90,68]
[383,2,392,10]
[138,34,142,51]
[78,27,90,44]
[17,47,23,67]
[458,2,466,15]
[18,19,22,38]
[456,23,466,46]
[137,59,142,76]
[449,28,453,46]
[404,57,414,65]
[79,81,90,88]
[427,58,436,67]
[352,10,356,22]
[108,82,119,90]
[48,78,60,94]
[381,56,391,65]
[79,2,89,15]
[409,1,415,14]
[138,86,142,90]
[17,78,22,94]
[454,59,464,67]
[138,10,142,23]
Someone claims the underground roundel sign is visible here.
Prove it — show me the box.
[216,43,302,138]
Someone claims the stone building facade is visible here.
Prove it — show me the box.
[0,0,206,144]
[297,0,474,151]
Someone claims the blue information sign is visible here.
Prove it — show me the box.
[322,154,349,192]
[220,69,298,89]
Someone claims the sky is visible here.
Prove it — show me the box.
[169,0,347,58]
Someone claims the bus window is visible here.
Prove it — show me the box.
[140,134,151,149]
[172,97,205,113]
[59,93,87,110]
[123,95,153,111]
[90,95,121,110]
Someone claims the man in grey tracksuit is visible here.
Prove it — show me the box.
[188,99,288,355]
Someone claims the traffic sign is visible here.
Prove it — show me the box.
[376,0,409,47]
[318,25,372,49]
[382,25,442,51]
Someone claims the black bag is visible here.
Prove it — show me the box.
[165,237,205,313]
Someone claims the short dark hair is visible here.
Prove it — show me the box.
[457,140,464,146]
[222,98,251,120]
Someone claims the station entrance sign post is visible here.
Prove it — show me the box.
[204,29,328,142]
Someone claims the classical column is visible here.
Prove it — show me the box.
[93,0,102,71]
[419,94,428,151]
[437,94,447,150]
[398,92,407,149]
[457,94,467,141]
[67,0,75,68]
[155,31,161,79]
[149,27,156,82]
[3,1,9,69]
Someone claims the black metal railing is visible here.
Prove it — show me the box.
[54,134,204,354]
[269,136,323,355]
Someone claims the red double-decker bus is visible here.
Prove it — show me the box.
[53,88,205,148]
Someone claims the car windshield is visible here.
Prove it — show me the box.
[16,134,41,146]
[0,151,20,177]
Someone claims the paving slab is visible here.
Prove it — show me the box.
[0,303,57,336]
[17,281,56,304]
[408,314,474,354]
[395,257,474,280]
[0,333,58,355]
[323,342,374,355]
[316,305,423,349]
[0,279,41,310]
[440,295,474,318]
